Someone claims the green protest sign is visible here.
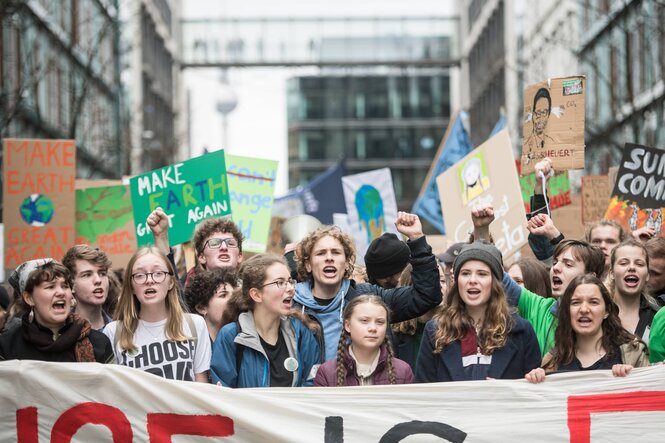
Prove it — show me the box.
[226,153,278,253]
[75,184,136,268]
[130,150,231,247]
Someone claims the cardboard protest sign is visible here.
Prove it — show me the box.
[2,361,665,442]
[581,175,611,224]
[605,143,665,234]
[518,164,571,213]
[130,150,232,247]
[521,76,585,175]
[342,168,399,263]
[3,139,76,270]
[75,183,136,268]
[438,129,528,259]
[225,153,278,253]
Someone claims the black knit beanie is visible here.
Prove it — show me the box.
[364,233,411,282]
[453,241,503,281]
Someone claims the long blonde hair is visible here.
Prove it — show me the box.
[116,247,188,351]
[432,276,513,355]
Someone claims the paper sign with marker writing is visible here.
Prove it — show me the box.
[605,143,665,235]
[130,150,232,247]
[438,129,528,259]
[342,168,399,264]
[581,176,611,224]
[521,76,585,175]
[3,139,76,270]
[76,183,136,268]
[226,153,278,253]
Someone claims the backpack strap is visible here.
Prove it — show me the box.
[235,320,244,372]
[185,314,198,343]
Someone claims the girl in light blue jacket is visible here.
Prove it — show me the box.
[210,254,321,388]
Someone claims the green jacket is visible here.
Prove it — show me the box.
[649,307,665,363]
[516,288,558,357]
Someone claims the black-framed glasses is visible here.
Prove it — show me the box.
[204,237,239,249]
[260,278,296,290]
[131,271,173,285]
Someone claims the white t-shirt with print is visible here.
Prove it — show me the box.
[103,314,211,382]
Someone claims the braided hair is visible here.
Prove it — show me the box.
[335,294,396,386]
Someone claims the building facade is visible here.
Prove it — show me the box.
[287,71,451,210]
[0,0,123,178]
[124,0,182,175]
[579,0,665,174]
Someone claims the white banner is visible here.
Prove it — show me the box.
[342,168,399,264]
[2,362,665,442]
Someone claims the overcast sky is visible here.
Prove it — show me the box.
[182,1,455,195]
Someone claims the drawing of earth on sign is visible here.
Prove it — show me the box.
[355,185,385,244]
[20,194,55,226]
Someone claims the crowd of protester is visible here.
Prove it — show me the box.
[1,157,664,390]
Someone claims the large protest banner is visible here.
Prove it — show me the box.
[75,183,136,268]
[226,154,278,253]
[2,139,76,270]
[1,362,664,442]
[438,129,528,259]
[342,168,400,263]
[606,143,665,235]
[521,76,585,175]
[130,150,232,247]
[582,175,611,224]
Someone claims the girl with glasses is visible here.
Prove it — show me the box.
[210,254,321,388]
[103,247,211,382]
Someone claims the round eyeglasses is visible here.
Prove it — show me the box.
[260,278,296,290]
[204,237,239,249]
[131,271,173,285]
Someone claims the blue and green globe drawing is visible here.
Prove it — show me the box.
[20,194,55,226]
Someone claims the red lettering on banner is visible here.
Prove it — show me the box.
[146,413,234,442]
[16,407,38,443]
[6,140,75,167]
[51,403,132,443]
[567,391,665,443]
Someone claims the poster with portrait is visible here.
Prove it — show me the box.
[605,143,665,235]
[520,76,586,175]
[437,129,528,259]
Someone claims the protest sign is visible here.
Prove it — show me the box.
[1,361,664,442]
[521,76,585,175]
[2,139,76,270]
[581,175,611,224]
[342,168,399,263]
[130,150,231,247]
[518,167,571,213]
[438,129,528,259]
[606,143,665,234]
[226,153,278,253]
[75,183,136,268]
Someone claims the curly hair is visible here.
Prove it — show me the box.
[192,217,245,256]
[544,273,642,372]
[185,268,238,314]
[335,295,396,386]
[294,226,356,282]
[432,276,513,355]
[221,253,319,332]
[116,247,188,351]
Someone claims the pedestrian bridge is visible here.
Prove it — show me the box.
[180,16,460,68]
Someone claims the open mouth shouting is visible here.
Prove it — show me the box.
[623,274,640,289]
[282,295,293,309]
[51,299,68,315]
[551,275,563,292]
[322,266,338,279]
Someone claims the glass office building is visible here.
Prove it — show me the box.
[287,71,451,210]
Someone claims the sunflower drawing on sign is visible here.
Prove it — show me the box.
[458,153,491,205]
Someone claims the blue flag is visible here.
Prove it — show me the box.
[489,112,507,137]
[412,112,474,233]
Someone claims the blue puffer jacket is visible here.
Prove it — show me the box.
[210,312,321,388]
[415,313,541,382]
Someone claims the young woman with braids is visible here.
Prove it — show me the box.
[314,295,413,386]
[210,254,321,388]
[415,242,541,382]
[526,274,649,383]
